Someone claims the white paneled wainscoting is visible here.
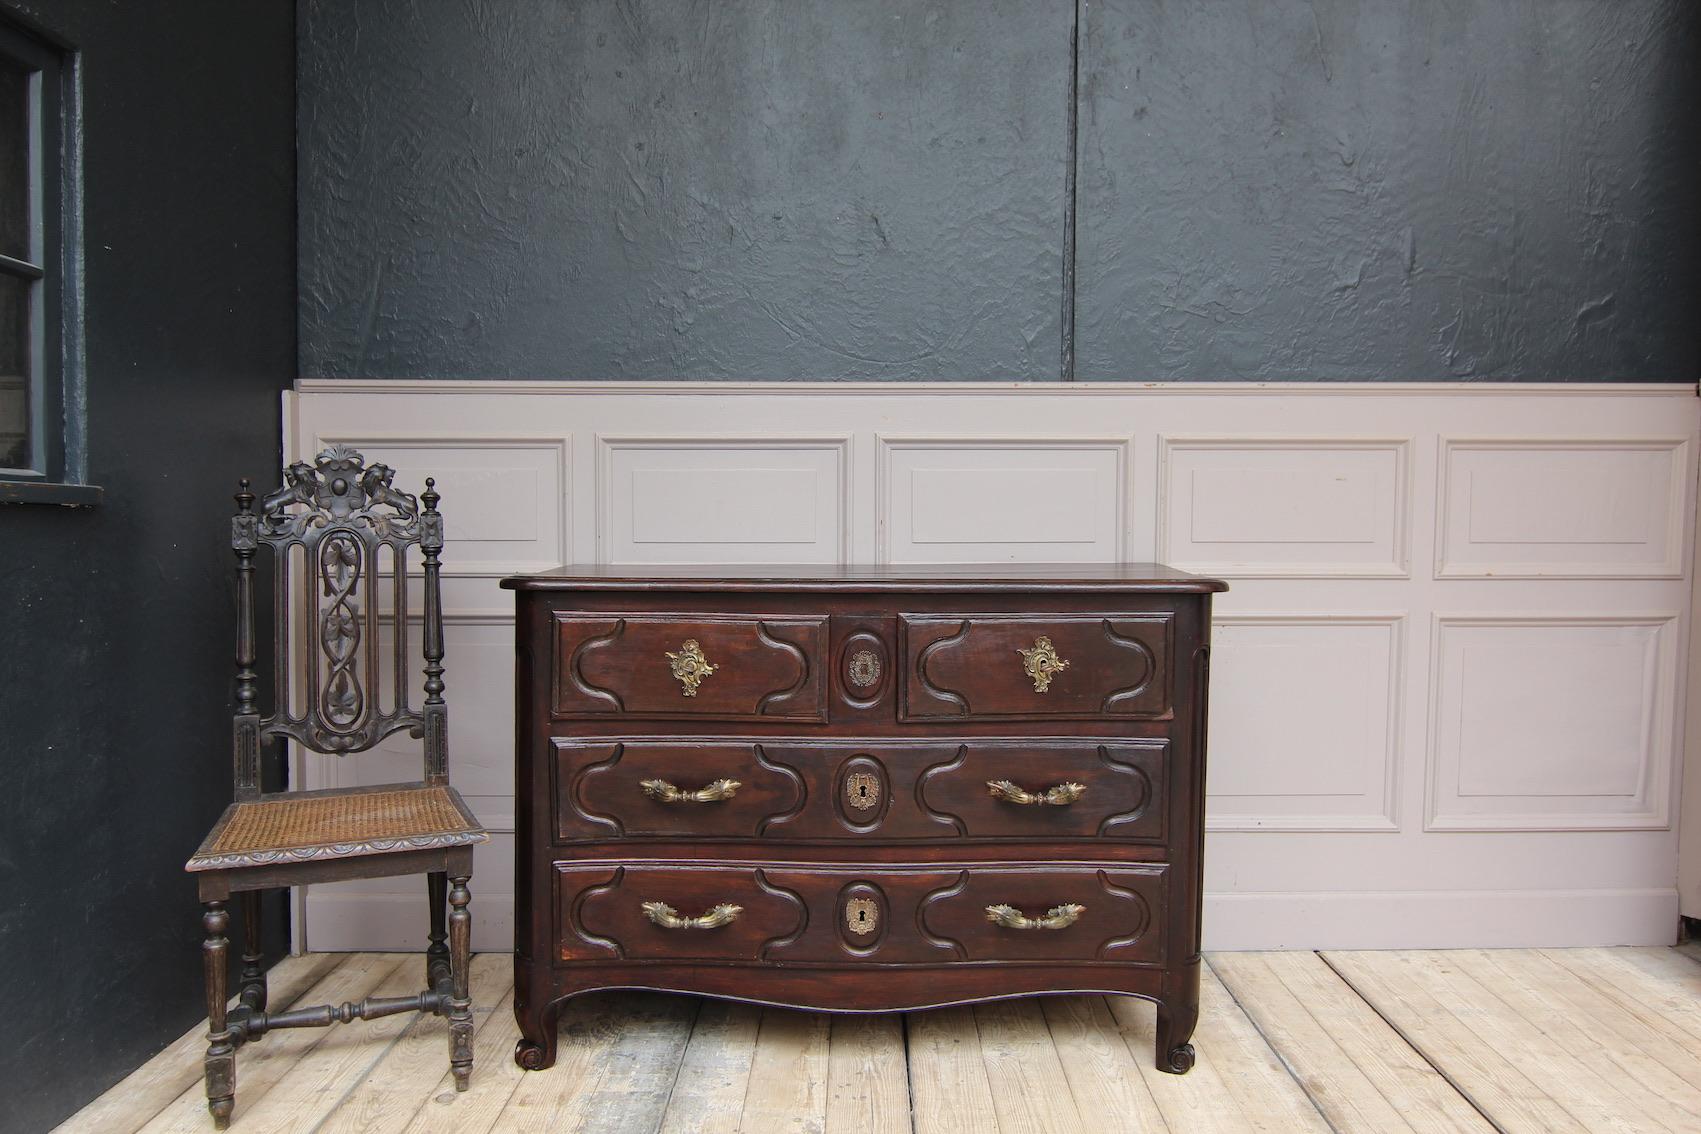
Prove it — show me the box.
[283,380,1700,951]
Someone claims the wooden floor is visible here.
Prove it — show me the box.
[57,947,1701,1134]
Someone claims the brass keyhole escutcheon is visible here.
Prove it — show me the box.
[845,771,881,812]
[665,638,717,697]
[845,897,879,937]
[847,648,882,689]
[1017,635,1070,693]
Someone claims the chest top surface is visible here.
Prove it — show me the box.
[501,562,1228,593]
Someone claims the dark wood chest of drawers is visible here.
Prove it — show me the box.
[502,564,1226,1073]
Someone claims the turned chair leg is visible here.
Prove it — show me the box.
[426,871,450,991]
[446,875,474,1090]
[203,902,237,1129]
[239,890,267,1013]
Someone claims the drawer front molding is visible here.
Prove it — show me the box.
[556,862,1167,966]
[552,613,827,721]
[555,739,1169,845]
[903,614,1173,720]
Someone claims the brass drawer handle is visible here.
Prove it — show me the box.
[1016,635,1070,693]
[986,780,1086,806]
[985,903,1085,930]
[665,638,717,697]
[640,778,741,804]
[641,901,742,930]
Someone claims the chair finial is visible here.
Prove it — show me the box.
[422,476,440,513]
[235,478,255,512]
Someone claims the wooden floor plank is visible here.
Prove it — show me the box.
[657,1000,762,1134]
[739,1007,832,1134]
[199,958,427,1134]
[1449,950,1701,1131]
[1540,948,1701,1072]
[1379,950,1684,1133]
[825,1013,911,1134]
[1551,947,1701,1045]
[313,954,513,1134]
[133,954,408,1134]
[1108,968,1331,1134]
[1326,950,1606,1134]
[907,1007,1000,1134]
[1212,951,1493,1134]
[497,992,653,1129]
[396,984,526,1134]
[972,998,1085,1134]
[555,993,699,1134]
[1037,996,1170,1134]
[68,947,1701,1134]
[51,952,347,1134]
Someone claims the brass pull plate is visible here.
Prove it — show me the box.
[1016,635,1070,693]
[665,638,717,697]
[985,903,1085,930]
[640,778,741,804]
[986,779,1086,806]
[641,901,742,930]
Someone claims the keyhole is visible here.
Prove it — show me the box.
[857,784,870,802]
[857,909,868,926]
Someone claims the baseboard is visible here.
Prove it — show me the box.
[1205,888,1681,950]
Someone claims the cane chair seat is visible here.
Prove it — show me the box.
[187,784,486,872]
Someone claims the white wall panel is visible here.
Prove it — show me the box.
[314,435,569,577]
[1160,437,1409,576]
[1427,614,1677,830]
[598,435,849,564]
[1437,439,1688,578]
[1208,615,1402,831]
[288,380,1699,950]
[878,436,1129,563]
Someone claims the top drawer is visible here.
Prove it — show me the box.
[554,614,827,722]
[902,613,1173,721]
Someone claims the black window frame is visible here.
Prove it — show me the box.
[0,15,92,507]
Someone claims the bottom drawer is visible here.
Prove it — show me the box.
[556,861,1167,966]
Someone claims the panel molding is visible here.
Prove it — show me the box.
[1156,435,1411,578]
[1435,436,1690,579]
[1426,612,1680,832]
[875,434,1133,563]
[595,433,852,566]
[1207,612,1404,832]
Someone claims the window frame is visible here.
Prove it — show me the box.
[0,15,93,507]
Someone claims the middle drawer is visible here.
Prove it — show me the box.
[554,738,1168,845]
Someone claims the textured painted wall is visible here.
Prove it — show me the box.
[1075,0,1700,381]
[0,3,295,1129]
[299,0,1071,380]
[299,0,1698,381]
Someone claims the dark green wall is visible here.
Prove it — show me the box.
[299,0,1698,382]
[0,3,295,1131]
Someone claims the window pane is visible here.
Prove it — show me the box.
[0,270,29,468]
[0,57,29,263]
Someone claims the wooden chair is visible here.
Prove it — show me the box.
[185,446,488,1128]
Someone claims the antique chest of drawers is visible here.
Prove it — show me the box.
[501,563,1226,1073]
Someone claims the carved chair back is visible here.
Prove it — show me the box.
[231,446,446,801]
